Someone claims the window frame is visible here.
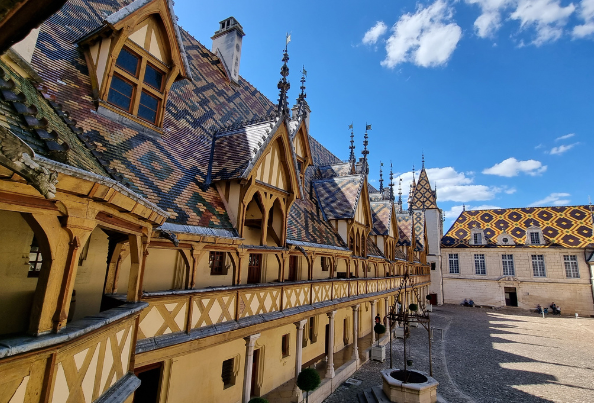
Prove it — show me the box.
[474,254,486,275]
[281,333,290,358]
[221,357,236,389]
[501,254,515,276]
[106,43,168,126]
[28,236,43,278]
[473,232,482,245]
[529,231,541,245]
[563,255,580,278]
[448,253,459,274]
[531,255,546,277]
[209,251,227,276]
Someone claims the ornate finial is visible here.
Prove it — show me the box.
[463,204,466,211]
[389,162,395,203]
[422,152,425,169]
[397,177,403,213]
[296,66,307,118]
[348,123,355,164]
[277,33,291,116]
[362,123,371,175]
[379,162,384,193]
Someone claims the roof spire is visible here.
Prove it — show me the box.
[422,152,425,169]
[362,123,371,175]
[348,123,356,173]
[379,162,384,193]
[397,179,403,213]
[389,162,395,203]
[276,33,291,116]
[296,66,307,118]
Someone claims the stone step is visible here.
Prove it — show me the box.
[357,391,367,403]
[371,386,391,403]
[363,389,377,403]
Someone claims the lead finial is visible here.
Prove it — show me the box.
[463,204,466,211]
[277,33,291,116]
[348,123,355,173]
[362,123,371,175]
[422,152,425,169]
[296,66,307,118]
[389,162,395,203]
[379,162,384,193]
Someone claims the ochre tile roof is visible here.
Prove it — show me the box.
[442,206,594,248]
[410,167,437,210]
[313,175,364,220]
[29,0,274,228]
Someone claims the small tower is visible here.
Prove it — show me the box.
[211,17,245,83]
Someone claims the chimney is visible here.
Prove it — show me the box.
[211,17,245,83]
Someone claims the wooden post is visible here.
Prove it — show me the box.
[127,234,148,302]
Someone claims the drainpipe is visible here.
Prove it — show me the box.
[585,248,594,309]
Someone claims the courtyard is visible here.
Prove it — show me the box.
[322,304,594,403]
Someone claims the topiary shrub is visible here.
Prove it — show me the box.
[297,367,321,403]
[248,398,268,403]
[426,294,431,301]
[409,303,418,312]
[374,323,386,346]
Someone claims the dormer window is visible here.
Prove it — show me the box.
[106,46,166,125]
[530,231,540,245]
[473,233,482,245]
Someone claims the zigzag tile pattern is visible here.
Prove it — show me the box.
[371,201,391,236]
[313,175,363,220]
[410,168,437,210]
[442,206,594,248]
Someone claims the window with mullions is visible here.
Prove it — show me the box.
[502,254,515,276]
[563,255,580,278]
[531,255,546,277]
[107,47,165,125]
[474,254,486,275]
[530,232,541,245]
[28,236,43,278]
[449,254,459,274]
[209,251,227,275]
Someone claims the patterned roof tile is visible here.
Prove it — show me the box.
[371,201,391,236]
[313,175,363,220]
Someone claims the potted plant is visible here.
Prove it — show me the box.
[297,368,321,403]
[409,303,418,312]
[371,323,387,362]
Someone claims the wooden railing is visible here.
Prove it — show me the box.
[0,304,143,403]
[137,275,431,341]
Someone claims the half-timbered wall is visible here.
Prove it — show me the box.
[254,140,290,192]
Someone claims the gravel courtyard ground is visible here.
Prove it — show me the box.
[323,304,594,403]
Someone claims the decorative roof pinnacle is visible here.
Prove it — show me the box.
[389,162,395,203]
[422,152,425,169]
[276,33,291,117]
[296,66,307,119]
[348,123,356,174]
[362,123,371,175]
[379,162,384,193]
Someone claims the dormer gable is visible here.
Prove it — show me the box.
[354,178,372,229]
[470,226,486,245]
[526,224,544,245]
[290,119,313,193]
[497,231,515,246]
[78,0,191,131]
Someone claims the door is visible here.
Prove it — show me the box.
[289,255,298,281]
[134,363,162,403]
[251,349,260,397]
[504,287,518,307]
[247,254,262,284]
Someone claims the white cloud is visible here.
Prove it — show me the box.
[466,0,514,37]
[555,133,575,141]
[529,192,571,206]
[504,187,517,194]
[573,0,594,38]
[363,21,388,45]
[380,0,462,68]
[535,143,544,149]
[510,0,576,45]
[549,142,579,154]
[394,166,500,203]
[482,157,547,177]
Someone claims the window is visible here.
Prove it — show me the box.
[474,254,486,275]
[221,358,236,388]
[28,236,43,278]
[531,255,546,277]
[473,233,482,245]
[530,232,541,245]
[321,256,330,271]
[209,251,226,275]
[502,254,515,276]
[564,255,580,278]
[309,317,317,343]
[107,46,166,125]
[449,254,459,274]
[431,262,436,271]
[281,334,290,357]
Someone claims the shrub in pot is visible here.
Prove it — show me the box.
[374,323,386,346]
[297,367,321,403]
[409,303,418,312]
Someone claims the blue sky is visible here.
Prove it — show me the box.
[176,0,594,229]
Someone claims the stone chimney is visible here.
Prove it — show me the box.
[211,17,245,83]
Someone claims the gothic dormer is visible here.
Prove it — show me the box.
[78,0,191,132]
[470,225,486,246]
[526,223,544,245]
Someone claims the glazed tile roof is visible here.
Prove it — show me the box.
[29,0,275,228]
[313,175,364,220]
[410,167,437,210]
[366,237,385,259]
[371,201,392,236]
[393,247,407,261]
[0,60,107,176]
[396,213,412,246]
[413,210,426,250]
[442,206,594,248]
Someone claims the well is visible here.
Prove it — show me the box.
[381,369,438,403]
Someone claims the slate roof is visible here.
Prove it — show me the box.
[313,175,364,220]
[371,201,392,236]
[410,167,437,210]
[29,0,275,228]
[442,206,594,249]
